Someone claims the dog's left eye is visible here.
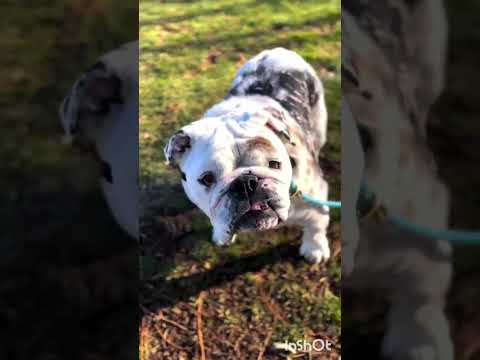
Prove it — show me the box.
[198,172,216,187]
[268,160,281,170]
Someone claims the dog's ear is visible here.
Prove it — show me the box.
[164,130,192,166]
[59,61,123,144]
[401,0,447,119]
[82,62,124,113]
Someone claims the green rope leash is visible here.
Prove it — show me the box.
[289,179,341,209]
[359,182,480,245]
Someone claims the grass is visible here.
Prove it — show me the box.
[139,0,340,184]
[140,0,341,358]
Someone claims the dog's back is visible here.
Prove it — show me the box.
[227,48,327,156]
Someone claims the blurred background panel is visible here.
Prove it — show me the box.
[0,1,138,359]
[139,1,341,359]
[342,1,480,359]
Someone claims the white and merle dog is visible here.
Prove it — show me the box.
[343,1,454,359]
[164,48,332,263]
[59,41,139,239]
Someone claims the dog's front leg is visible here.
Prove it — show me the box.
[287,163,332,264]
[288,173,331,264]
[299,207,331,264]
[382,247,453,360]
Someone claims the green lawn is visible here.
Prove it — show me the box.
[140,0,341,359]
[140,0,340,184]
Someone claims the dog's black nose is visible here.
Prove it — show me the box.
[230,174,258,200]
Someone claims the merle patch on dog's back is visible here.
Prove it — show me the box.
[227,48,323,134]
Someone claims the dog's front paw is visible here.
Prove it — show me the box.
[383,344,453,360]
[386,346,436,360]
[382,305,454,360]
[300,235,330,264]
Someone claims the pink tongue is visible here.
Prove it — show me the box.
[250,202,268,211]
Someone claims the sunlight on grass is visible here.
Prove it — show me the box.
[140,0,340,184]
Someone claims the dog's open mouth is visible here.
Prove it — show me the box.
[233,201,281,232]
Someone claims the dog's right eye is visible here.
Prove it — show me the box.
[198,172,216,188]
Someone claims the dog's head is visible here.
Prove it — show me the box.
[59,42,139,240]
[164,108,293,245]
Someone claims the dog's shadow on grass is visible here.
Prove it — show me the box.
[140,180,340,311]
[140,181,304,309]
[142,240,304,312]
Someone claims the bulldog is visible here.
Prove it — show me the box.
[165,48,332,263]
[59,41,139,239]
[342,1,454,359]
